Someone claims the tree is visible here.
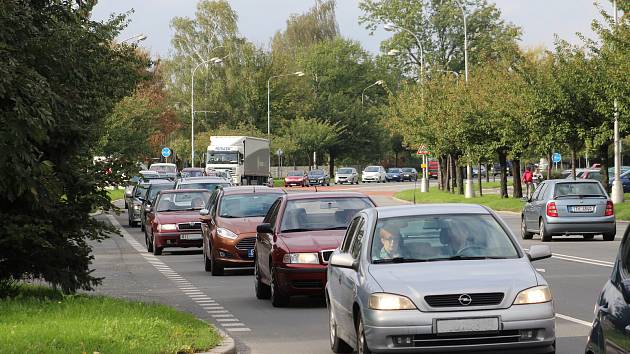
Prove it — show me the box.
[279,117,344,167]
[0,0,148,293]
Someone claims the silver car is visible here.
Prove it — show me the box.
[326,204,555,354]
[521,179,616,242]
[336,167,359,185]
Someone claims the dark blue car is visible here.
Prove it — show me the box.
[385,168,403,182]
[585,226,630,353]
[609,169,630,193]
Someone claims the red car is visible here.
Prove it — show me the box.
[144,189,210,255]
[284,170,309,187]
[254,192,375,307]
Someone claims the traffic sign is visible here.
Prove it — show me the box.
[552,153,561,163]
[161,147,171,158]
[421,163,427,168]
[276,149,284,156]
[416,145,430,155]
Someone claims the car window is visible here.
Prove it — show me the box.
[177,182,230,192]
[280,197,374,232]
[621,231,630,277]
[364,167,379,172]
[263,199,282,227]
[155,191,210,212]
[134,185,148,198]
[554,182,605,198]
[287,171,304,176]
[370,214,519,263]
[147,184,174,202]
[341,217,362,253]
[338,168,354,174]
[350,219,366,259]
[218,193,281,218]
[207,190,220,213]
[533,183,547,201]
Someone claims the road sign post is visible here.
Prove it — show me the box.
[416,146,430,193]
[162,147,171,163]
[552,153,561,172]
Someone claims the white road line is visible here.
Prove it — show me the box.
[212,314,234,318]
[553,252,614,265]
[216,318,239,321]
[195,299,216,303]
[221,323,246,327]
[225,328,251,332]
[556,313,592,327]
[208,310,229,314]
[552,255,613,268]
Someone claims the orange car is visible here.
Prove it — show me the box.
[200,186,285,276]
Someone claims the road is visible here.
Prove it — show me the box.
[92,182,624,354]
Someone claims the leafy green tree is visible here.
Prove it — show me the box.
[279,117,344,167]
[0,0,148,292]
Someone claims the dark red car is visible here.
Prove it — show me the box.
[284,170,309,187]
[253,192,375,307]
[144,189,210,255]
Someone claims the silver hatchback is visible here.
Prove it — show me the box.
[521,179,616,242]
[326,204,555,354]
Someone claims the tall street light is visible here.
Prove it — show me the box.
[611,0,624,204]
[120,34,147,44]
[267,71,305,137]
[361,80,384,105]
[191,46,225,167]
[384,24,425,87]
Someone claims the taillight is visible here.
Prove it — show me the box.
[605,201,614,216]
[546,202,559,217]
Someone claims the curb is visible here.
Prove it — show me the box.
[392,196,412,204]
[201,328,236,354]
[391,196,521,215]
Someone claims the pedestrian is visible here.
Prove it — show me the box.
[533,167,544,189]
[522,167,534,198]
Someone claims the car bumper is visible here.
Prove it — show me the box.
[386,176,402,181]
[363,176,380,182]
[544,219,616,235]
[275,265,327,296]
[336,177,352,183]
[154,232,203,248]
[309,180,326,185]
[285,181,305,186]
[213,236,255,267]
[401,175,415,181]
[363,302,555,353]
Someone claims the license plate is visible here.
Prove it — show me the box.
[180,234,202,240]
[436,318,499,334]
[570,205,595,213]
[248,249,254,257]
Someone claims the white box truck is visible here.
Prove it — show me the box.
[205,136,270,185]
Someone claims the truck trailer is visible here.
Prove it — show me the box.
[205,136,270,185]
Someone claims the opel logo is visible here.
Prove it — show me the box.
[458,294,472,306]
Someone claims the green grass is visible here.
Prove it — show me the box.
[480,180,513,189]
[274,178,284,187]
[395,189,525,212]
[0,284,220,354]
[107,188,125,201]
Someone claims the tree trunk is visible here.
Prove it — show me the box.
[478,161,483,197]
[601,144,610,190]
[512,158,523,198]
[456,156,464,195]
[440,156,447,191]
[498,150,508,198]
[395,152,398,167]
[328,149,335,180]
[571,148,576,180]
[451,155,458,193]
[446,155,452,192]
[546,151,552,180]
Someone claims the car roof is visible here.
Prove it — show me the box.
[547,179,602,184]
[221,186,285,195]
[370,204,490,219]
[179,177,230,183]
[150,163,176,166]
[284,191,369,200]
[158,189,209,194]
[146,179,175,185]
[182,167,204,171]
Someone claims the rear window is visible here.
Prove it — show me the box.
[178,182,230,192]
[288,171,304,176]
[554,182,604,198]
[281,197,374,232]
[156,191,210,212]
[150,165,176,174]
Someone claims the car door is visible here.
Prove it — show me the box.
[329,217,360,326]
[337,216,367,334]
[529,182,549,230]
[202,189,220,253]
[600,230,630,353]
[256,199,281,284]
[524,183,544,229]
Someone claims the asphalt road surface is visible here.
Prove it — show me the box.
[92,182,624,354]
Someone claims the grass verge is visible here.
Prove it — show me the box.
[274,178,284,187]
[0,284,220,354]
[395,189,525,212]
[107,188,125,201]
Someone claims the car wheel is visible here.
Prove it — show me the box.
[521,217,534,240]
[356,316,372,354]
[141,221,145,232]
[128,215,133,227]
[583,234,595,240]
[603,232,615,241]
[204,243,212,272]
[329,303,352,353]
[270,266,289,307]
[152,235,162,255]
[210,250,224,276]
[254,260,271,299]
[327,182,330,186]
[540,219,552,242]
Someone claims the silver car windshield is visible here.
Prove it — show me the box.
[554,182,604,198]
[281,198,373,232]
[338,168,353,174]
[371,214,519,263]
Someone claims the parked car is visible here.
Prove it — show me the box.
[254,192,375,307]
[326,204,555,354]
[580,169,605,183]
[610,169,630,193]
[585,225,630,354]
[139,170,161,180]
[139,180,176,232]
[428,160,439,179]
[284,170,309,187]
[385,168,403,182]
[199,186,285,275]
[400,167,418,181]
[128,182,150,227]
[335,167,359,185]
[307,169,330,186]
[124,175,143,209]
[472,165,487,177]
[362,166,386,183]
[144,189,211,255]
[149,163,177,180]
[521,179,616,241]
[180,167,205,178]
[175,176,231,192]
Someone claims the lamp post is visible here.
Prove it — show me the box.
[120,34,147,44]
[384,24,425,87]
[611,0,624,204]
[361,80,384,105]
[191,47,225,167]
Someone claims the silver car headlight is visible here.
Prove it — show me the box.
[217,228,238,240]
[513,286,552,305]
[282,253,319,264]
[369,293,416,310]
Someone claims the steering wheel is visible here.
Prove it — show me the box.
[454,245,486,257]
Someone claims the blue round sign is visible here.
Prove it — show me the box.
[552,152,561,163]
[161,147,171,158]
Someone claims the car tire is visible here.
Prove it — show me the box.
[210,250,224,276]
[146,233,153,252]
[204,244,212,272]
[152,235,162,256]
[521,217,534,240]
[254,260,271,299]
[356,316,372,354]
[603,232,615,241]
[329,303,352,353]
[583,234,595,240]
[270,266,289,307]
[540,219,552,242]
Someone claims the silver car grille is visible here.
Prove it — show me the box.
[424,292,504,307]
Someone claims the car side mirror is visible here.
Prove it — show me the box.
[527,245,552,262]
[199,208,210,216]
[329,253,357,270]
[257,223,273,234]
[521,197,531,202]
[620,279,630,304]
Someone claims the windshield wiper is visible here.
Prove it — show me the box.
[282,228,315,233]
[428,255,507,261]
[373,257,429,264]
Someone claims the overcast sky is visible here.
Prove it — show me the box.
[92,1,612,59]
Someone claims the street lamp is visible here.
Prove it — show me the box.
[361,80,384,105]
[120,34,147,44]
[384,24,425,86]
[611,0,624,204]
[267,71,305,137]
[190,46,225,167]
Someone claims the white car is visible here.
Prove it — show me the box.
[335,167,359,184]
[362,166,387,183]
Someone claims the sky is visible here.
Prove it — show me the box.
[91,0,612,59]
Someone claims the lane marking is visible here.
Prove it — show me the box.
[212,314,234,318]
[556,313,592,327]
[221,323,246,327]
[225,328,251,332]
[208,310,229,314]
[216,318,239,322]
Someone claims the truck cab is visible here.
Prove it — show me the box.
[206,136,270,186]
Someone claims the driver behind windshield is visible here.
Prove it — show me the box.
[377,221,410,260]
[442,219,485,256]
